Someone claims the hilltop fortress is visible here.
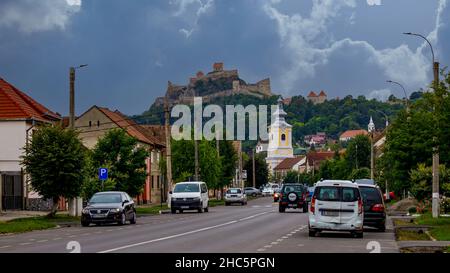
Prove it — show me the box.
[154,62,272,106]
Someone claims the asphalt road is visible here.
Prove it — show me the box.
[0,197,398,253]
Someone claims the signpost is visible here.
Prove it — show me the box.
[99,168,108,191]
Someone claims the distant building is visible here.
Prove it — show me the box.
[304,132,327,147]
[339,129,368,142]
[307,90,327,104]
[256,139,268,154]
[273,156,307,180]
[306,151,335,173]
[0,77,62,211]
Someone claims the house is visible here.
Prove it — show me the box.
[0,77,62,211]
[273,156,306,181]
[306,151,335,174]
[255,139,268,154]
[304,132,327,147]
[339,129,368,142]
[307,90,327,104]
[74,106,165,204]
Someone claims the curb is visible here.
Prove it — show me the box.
[159,210,171,214]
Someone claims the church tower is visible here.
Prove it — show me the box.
[266,98,294,175]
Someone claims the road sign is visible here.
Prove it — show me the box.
[99,168,108,180]
[242,170,247,179]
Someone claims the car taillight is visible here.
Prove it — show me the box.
[279,193,283,199]
[358,198,363,215]
[371,204,385,212]
[310,196,316,214]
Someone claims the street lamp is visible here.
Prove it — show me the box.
[386,80,409,111]
[404,32,440,218]
[375,110,389,128]
[368,117,376,180]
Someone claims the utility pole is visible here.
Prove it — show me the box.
[404,32,440,217]
[368,116,375,180]
[252,149,256,188]
[68,64,87,217]
[164,96,173,197]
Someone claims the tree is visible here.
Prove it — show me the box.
[410,164,450,202]
[345,135,371,170]
[283,171,300,184]
[349,167,370,180]
[91,129,148,197]
[244,153,268,188]
[22,126,86,216]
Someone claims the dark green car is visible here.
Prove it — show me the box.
[279,184,308,213]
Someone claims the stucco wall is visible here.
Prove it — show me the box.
[0,121,27,171]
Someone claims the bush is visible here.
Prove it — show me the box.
[441,198,450,214]
[408,207,417,214]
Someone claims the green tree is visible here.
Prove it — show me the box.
[91,129,148,197]
[283,171,301,184]
[22,126,86,216]
[410,164,450,202]
[349,167,371,180]
[244,153,268,188]
[345,135,371,170]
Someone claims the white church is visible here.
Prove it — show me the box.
[266,98,294,174]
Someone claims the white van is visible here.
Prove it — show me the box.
[168,181,209,214]
[308,180,364,238]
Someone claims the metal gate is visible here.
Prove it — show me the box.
[1,173,23,210]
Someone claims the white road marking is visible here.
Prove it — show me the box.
[0,245,11,249]
[53,238,62,240]
[277,239,283,242]
[37,239,48,243]
[271,242,279,245]
[286,234,293,236]
[29,239,36,241]
[257,248,266,252]
[98,220,238,253]
[19,242,31,246]
[264,245,273,248]
[239,211,269,221]
[69,235,76,238]
[282,236,289,239]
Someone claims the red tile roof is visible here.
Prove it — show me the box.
[307,91,317,97]
[318,90,327,97]
[339,129,368,139]
[140,125,167,145]
[274,157,305,170]
[0,78,60,122]
[306,151,335,166]
[97,107,163,146]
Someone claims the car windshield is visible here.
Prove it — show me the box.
[174,183,200,193]
[227,189,242,194]
[360,186,382,203]
[283,185,303,193]
[90,193,122,203]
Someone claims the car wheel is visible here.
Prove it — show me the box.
[198,207,204,213]
[352,231,363,238]
[118,212,126,226]
[171,208,176,214]
[252,193,257,197]
[225,202,229,206]
[204,206,209,212]
[81,221,90,227]
[378,225,386,232]
[130,211,137,224]
[279,206,285,213]
[308,229,316,237]
[179,210,183,214]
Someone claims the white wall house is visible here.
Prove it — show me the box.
[0,77,61,211]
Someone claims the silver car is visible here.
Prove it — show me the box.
[225,188,247,206]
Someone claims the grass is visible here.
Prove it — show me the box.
[0,214,79,235]
[209,199,225,207]
[396,230,431,241]
[136,204,169,214]
[394,213,450,241]
[393,219,416,226]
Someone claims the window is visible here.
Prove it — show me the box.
[157,176,160,188]
[174,183,200,193]
[281,134,286,141]
[227,189,241,194]
[151,176,155,189]
[89,121,92,127]
[283,185,303,193]
[342,187,360,202]
[359,186,382,204]
[97,120,100,127]
[315,187,340,201]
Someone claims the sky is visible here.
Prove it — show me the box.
[0,0,449,116]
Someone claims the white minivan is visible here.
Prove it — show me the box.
[168,181,209,214]
[308,180,364,238]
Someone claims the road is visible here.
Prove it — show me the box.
[0,197,398,253]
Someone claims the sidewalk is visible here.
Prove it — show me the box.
[0,211,49,222]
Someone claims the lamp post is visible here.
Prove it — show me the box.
[368,117,376,180]
[68,64,87,217]
[386,80,409,112]
[404,32,440,218]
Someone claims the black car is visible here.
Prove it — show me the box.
[81,191,137,227]
[279,183,308,213]
[358,185,386,231]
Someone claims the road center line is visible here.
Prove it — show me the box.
[98,220,238,253]
[99,208,274,253]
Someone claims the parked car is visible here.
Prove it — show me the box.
[244,187,261,197]
[278,183,309,212]
[81,191,136,227]
[262,187,274,196]
[169,181,209,213]
[359,184,386,231]
[309,180,364,238]
[273,188,281,202]
[225,188,247,206]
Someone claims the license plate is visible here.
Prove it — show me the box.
[322,211,339,217]
[288,204,297,207]
[181,206,189,209]
[92,214,106,218]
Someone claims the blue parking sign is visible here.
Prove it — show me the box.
[99,168,108,180]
